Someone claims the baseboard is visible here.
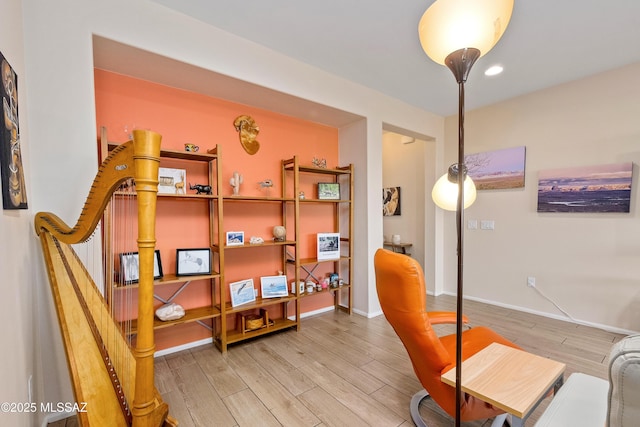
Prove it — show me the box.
[41,411,75,427]
[445,292,638,336]
[154,337,213,357]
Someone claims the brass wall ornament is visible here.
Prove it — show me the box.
[233,115,260,155]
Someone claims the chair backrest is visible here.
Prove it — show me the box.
[374,249,455,405]
[608,334,640,426]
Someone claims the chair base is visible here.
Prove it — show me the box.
[410,389,509,427]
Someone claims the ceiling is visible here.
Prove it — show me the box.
[148,0,640,117]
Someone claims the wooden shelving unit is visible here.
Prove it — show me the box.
[102,127,353,353]
[101,127,223,345]
[282,156,354,316]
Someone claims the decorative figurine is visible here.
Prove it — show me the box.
[259,179,273,189]
[259,179,273,196]
[273,226,286,241]
[233,115,260,155]
[175,172,185,194]
[249,236,264,245]
[189,183,212,195]
[312,157,327,168]
[299,191,305,200]
[230,171,243,195]
[184,143,199,152]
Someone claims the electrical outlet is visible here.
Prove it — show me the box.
[527,277,536,288]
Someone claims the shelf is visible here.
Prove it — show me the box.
[292,256,351,266]
[125,305,221,334]
[108,142,218,161]
[223,294,297,315]
[298,283,351,299]
[299,198,351,203]
[223,240,295,250]
[224,317,298,345]
[283,161,351,176]
[113,273,220,289]
[222,195,295,202]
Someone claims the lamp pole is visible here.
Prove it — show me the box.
[444,47,480,427]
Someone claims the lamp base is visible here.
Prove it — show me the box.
[445,48,481,84]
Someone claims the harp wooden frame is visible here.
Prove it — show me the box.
[35,130,176,427]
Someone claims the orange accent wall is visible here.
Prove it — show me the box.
[94,69,341,351]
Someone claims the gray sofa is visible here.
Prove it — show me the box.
[534,334,640,426]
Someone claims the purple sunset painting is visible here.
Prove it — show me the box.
[537,162,633,213]
[464,146,526,190]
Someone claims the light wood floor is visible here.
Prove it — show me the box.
[152,294,623,427]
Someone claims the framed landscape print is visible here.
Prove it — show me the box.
[318,182,340,200]
[537,162,632,213]
[465,146,526,190]
[260,275,289,298]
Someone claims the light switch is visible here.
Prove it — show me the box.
[468,219,478,230]
[480,220,495,230]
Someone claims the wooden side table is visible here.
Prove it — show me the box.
[441,342,566,427]
[383,241,412,255]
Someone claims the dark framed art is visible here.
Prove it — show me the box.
[120,250,163,284]
[176,248,211,276]
[383,186,401,216]
[0,52,27,209]
[318,182,340,200]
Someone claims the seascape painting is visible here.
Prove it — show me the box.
[537,162,633,213]
[465,146,526,190]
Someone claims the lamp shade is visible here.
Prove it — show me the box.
[418,0,514,65]
[431,172,477,211]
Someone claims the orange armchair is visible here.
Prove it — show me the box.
[374,248,520,426]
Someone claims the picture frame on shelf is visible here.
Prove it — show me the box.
[120,250,163,284]
[318,182,340,200]
[260,275,289,298]
[176,248,211,276]
[226,231,245,246]
[158,167,186,195]
[230,278,256,307]
[317,232,340,260]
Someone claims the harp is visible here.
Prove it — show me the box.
[34,130,176,426]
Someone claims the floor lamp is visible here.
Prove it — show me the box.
[418,1,514,426]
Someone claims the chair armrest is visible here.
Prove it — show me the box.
[428,311,469,325]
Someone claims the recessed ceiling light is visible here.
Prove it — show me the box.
[484,65,504,76]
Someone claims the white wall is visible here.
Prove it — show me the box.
[382,133,426,265]
[442,63,640,333]
[0,0,36,426]
[19,0,444,411]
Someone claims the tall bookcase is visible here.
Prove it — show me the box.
[282,156,354,317]
[100,127,223,344]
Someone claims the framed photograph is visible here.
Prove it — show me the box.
[230,278,256,307]
[176,248,211,276]
[158,167,186,194]
[226,231,245,246]
[317,232,340,260]
[120,250,163,284]
[318,182,340,200]
[260,275,289,298]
